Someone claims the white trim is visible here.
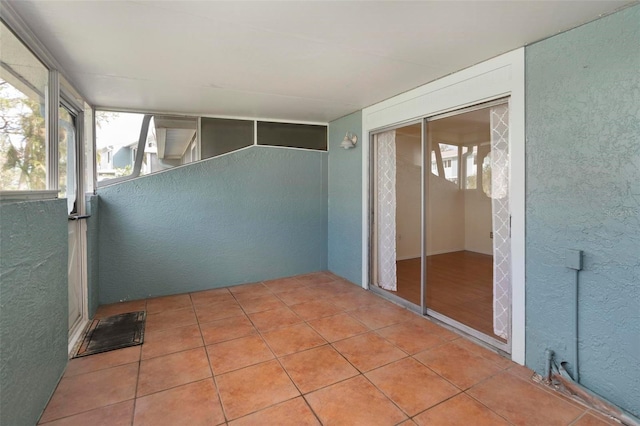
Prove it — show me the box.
[96,107,328,127]
[97,144,326,189]
[362,48,526,364]
[254,144,327,153]
[253,120,258,145]
[0,190,59,201]
[68,318,89,358]
[361,121,369,289]
[46,71,59,191]
[508,49,526,366]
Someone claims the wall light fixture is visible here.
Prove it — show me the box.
[340,132,358,149]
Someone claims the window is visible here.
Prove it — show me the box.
[58,105,77,213]
[257,121,327,150]
[96,113,327,186]
[201,117,253,159]
[465,146,478,190]
[0,21,49,191]
[96,111,198,184]
[444,159,452,168]
[96,111,141,181]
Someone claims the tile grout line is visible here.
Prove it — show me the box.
[129,298,148,426]
[96,275,521,425]
[190,292,229,425]
[228,281,299,422]
[462,390,518,425]
[225,278,331,424]
[228,282,303,422]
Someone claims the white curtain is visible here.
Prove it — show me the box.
[376,130,397,291]
[490,104,510,339]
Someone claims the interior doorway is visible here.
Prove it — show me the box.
[370,100,511,350]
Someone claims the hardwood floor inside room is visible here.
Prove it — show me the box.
[384,251,504,342]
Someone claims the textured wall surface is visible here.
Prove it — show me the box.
[328,111,363,285]
[86,195,100,318]
[0,199,68,426]
[98,146,328,303]
[525,5,640,417]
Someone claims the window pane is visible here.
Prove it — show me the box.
[84,104,95,193]
[201,117,253,159]
[58,106,76,213]
[465,146,478,190]
[257,121,326,150]
[146,115,198,174]
[97,111,199,182]
[0,21,49,190]
[96,111,141,181]
[438,143,458,185]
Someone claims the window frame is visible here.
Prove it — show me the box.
[0,7,90,201]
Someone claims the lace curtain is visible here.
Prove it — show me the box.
[490,104,510,340]
[376,130,397,291]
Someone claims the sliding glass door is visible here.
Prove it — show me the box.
[371,100,511,350]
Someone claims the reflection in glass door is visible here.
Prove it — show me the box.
[423,101,511,346]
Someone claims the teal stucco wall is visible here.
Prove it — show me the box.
[97,146,328,303]
[0,199,68,426]
[525,5,640,417]
[86,195,100,318]
[328,111,363,285]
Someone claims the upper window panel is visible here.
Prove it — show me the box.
[0,21,49,190]
[201,117,253,159]
[257,121,327,151]
[96,111,198,183]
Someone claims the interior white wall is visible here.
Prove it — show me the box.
[427,174,465,255]
[396,132,493,259]
[464,189,493,255]
[395,134,422,260]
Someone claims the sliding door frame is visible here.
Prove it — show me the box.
[368,119,424,314]
[369,99,512,352]
[362,48,525,364]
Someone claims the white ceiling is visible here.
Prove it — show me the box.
[7,1,634,123]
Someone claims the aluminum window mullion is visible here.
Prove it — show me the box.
[46,70,59,191]
[421,119,428,315]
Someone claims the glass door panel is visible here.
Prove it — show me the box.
[424,102,510,345]
[371,122,423,307]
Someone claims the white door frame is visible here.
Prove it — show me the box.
[62,97,91,356]
[361,49,526,365]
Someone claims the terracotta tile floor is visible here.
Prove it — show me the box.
[40,272,618,426]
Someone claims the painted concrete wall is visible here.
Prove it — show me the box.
[97,146,328,303]
[525,5,640,417]
[86,195,100,318]
[113,145,133,169]
[0,199,68,426]
[327,111,363,285]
